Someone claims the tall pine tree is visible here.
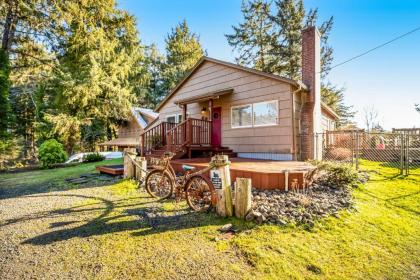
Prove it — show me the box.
[142,44,166,107]
[162,20,205,92]
[44,0,146,153]
[226,0,274,73]
[0,49,10,139]
[226,0,354,125]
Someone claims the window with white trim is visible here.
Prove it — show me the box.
[253,100,278,126]
[167,114,183,123]
[231,100,278,128]
[231,104,252,128]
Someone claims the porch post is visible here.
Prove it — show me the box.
[208,99,213,121]
[183,104,187,143]
[182,104,187,121]
[208,99,213,146]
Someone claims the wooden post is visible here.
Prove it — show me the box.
[208,99,213,146]
[135,156,147,182]
[234,178,252,219]
[284,170,289,191]
[182,104,187,121]
[124,151,135,179]
[210,154,233,217]
[140,134,145,156]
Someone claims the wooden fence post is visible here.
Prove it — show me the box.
[234,178,252,219]
[210,154,233,217]
[135,156,147,182]
[124,151,135,179]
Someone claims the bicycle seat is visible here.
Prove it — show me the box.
[182,164,196,171]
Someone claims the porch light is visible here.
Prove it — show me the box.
[201,107,207,114]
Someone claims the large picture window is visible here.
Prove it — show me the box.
[231,100,278,128]
[253,100,278,127]
[231,104,252,128]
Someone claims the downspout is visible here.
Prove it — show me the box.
[291,84,303,160]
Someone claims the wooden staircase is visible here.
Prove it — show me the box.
[140,118,237,159]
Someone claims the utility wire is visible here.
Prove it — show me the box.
[324,26,420,72]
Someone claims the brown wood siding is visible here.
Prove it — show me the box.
[118,116,143,138]
[158,61,294,154]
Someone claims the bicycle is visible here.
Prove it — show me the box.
[145,152,227,212]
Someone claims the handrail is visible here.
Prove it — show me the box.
[166,118,212,153]
[141,118,212,156]
[140,121,177,156]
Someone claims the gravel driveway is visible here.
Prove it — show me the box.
[0,175,252,280]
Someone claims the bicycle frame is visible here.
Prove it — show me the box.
[149,154,219,205]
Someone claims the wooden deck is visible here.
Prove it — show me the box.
[96,165,124,176]
[171,158,314,190]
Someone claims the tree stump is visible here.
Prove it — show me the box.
[234,178,252,219]
[124,152,135,179]
[210,154,233,217]
[135,156,147,182]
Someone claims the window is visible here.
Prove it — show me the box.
[231,100,278,128]
[167,114,183,123]
[253,100,278,126]
[231,104,252,128]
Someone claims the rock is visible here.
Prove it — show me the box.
[253,212,265,225]
[250,184,352,226]
[245,211,255,221]
[277,219,287,226]
[219,224,233,233]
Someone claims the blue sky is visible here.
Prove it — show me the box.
[118,0,420,130]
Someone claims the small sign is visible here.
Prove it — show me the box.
[210,169,222,189]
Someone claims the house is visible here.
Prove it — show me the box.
[141,26,339,161]
[100,107,158,151]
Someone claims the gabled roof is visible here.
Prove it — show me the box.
[131,107,159,129]
[155,56,309,111]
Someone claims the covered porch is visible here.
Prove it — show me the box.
[141,88,234,158]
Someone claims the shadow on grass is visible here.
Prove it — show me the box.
[14,193,227,246]
[0,173,122,200]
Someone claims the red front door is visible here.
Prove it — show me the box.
[211,107,222,148]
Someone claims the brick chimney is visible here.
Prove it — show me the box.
[300,26,322,160]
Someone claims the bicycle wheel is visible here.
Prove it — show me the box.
[185,175,215,212]
[145,169,174,199]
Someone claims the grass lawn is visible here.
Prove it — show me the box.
[0,159,419,279]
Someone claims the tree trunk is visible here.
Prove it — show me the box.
[2,0,17,52]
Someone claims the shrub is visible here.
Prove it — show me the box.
[83,152,105,163]
[325,147,352,161]
[315,162,359,189]
[38,139,67,168]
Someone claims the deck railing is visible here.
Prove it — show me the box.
[166,118,212,153]
[140,121,176,155]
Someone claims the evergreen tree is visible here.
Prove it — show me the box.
[9,40,53,160]
[226,0,274,72]
[162,20,205,92]
[44,0,146,153]
[321,83,355,127]
[226,0,354,125]
[0,49,11,139]
[143,44,166,107]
